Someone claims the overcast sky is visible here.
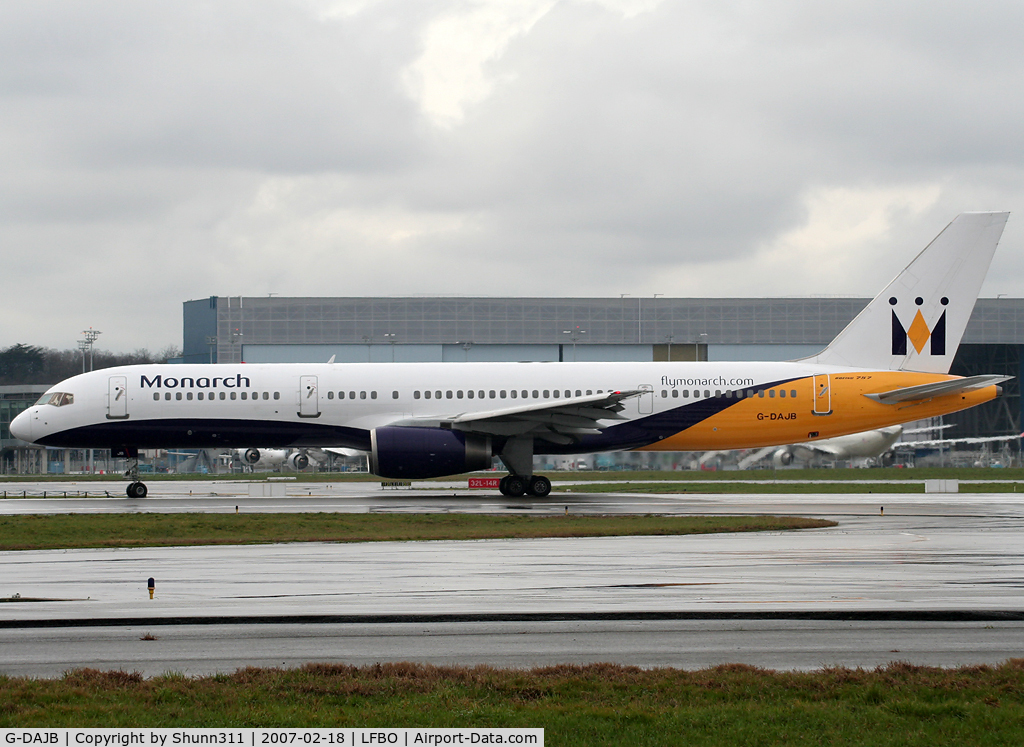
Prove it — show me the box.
[4,0,1024,352]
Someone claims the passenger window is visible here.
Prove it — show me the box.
[424,391,431,399]
[779,390,786,398]
[586,390,592,396]
[230,392,236,400]
[339,391,345,399]
[220,392,226,400]
[360,391,367,399]
[176,392,182,401]
[672,390,678,398]
[478,391,485,399]
[758,390,765,398]
[543,390,549,398]
[521,390,527,398]
[273,392,280,400]
[661,390,668,398]
[511,390,518,399]
[532,390,539,398]
[392,391,399,399]
[500,390,507,398]
[414,391,421,399]
[153,393,159,401]
[714,390,721,398]
[349,391,355,399]
[467,390,474,399]
[457,391,463,399]
[704,390,710,398]
[328,391,334,400]
[165,392,171,400]
[263,392,269,400]
[791,390,797,398]
[446,391,453,399]
[186,392,193,401]
[575,390,582,397]
[724,391,731,399]
[371,391,377,399]
[769,390,775,398]
[489,390,496,398]
[208,392,214,400]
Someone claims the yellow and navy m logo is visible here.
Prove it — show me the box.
[890,295,947,356]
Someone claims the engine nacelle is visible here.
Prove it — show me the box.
[286,451,310,471]
[242,448,261,465]
[772,448,795,467]
[370,427,492,479]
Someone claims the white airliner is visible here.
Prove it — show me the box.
[11,213,1012,498]
[234,447,313,471]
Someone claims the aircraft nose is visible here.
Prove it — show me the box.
[10,409,33,442]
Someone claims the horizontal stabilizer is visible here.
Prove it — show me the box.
[864,375,1011,404]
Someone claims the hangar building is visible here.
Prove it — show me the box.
[181,296,1024,441]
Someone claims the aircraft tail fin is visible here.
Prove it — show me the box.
[808,212,1009,373]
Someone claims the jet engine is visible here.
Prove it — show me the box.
[772,448,795,467]
[242,448,261,465]
[370,427,492,479]
[286,451,310,471]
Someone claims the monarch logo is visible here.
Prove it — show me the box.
[890,295,947,356]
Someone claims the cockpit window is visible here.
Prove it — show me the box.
[37,392,74,407]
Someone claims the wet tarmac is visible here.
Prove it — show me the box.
[1,479,1023,675]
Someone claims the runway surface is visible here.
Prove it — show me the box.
[2,479,1023,675]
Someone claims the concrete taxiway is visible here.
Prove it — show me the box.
[1,479,1023,675]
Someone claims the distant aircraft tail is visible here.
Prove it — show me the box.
[808,212,1009,373]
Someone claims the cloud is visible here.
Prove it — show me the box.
[2,1,1024,351]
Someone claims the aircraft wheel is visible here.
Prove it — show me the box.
[528,475,551,497]
[135,482,148,498]
[505,475,527,498]
[126,482,143,498]
[499,475,511,496]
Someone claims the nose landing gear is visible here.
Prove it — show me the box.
[114,446,148,498]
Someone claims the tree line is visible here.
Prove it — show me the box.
[0,344,182,386]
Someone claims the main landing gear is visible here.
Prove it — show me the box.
[499,474,551,498]
[497,436,551,497]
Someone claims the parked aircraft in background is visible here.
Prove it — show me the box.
[233,447,314,472]
[737,425,1021,469]
[11,213,1012,498]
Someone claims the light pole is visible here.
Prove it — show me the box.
[231,328,243,362]
[562,327,586,361]
[205,336,217,364]
[77,340,89,373]
[81,328,101,371]
[665,334,674,362]
[384,333,397,362]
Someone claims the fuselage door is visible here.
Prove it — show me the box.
[812,374,832,416]
[638,384,654,415]
[299,375,320,418]
[107,376,129,420]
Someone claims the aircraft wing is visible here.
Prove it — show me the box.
[893,433,1022,449]
[864,375,1012,404]
[395,390,642,445]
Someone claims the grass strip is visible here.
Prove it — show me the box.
[558,481,1024,494]
[0,513,834,552]
[2,661,1023,743]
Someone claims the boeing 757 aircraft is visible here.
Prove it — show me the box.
[11,213,1012,498]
